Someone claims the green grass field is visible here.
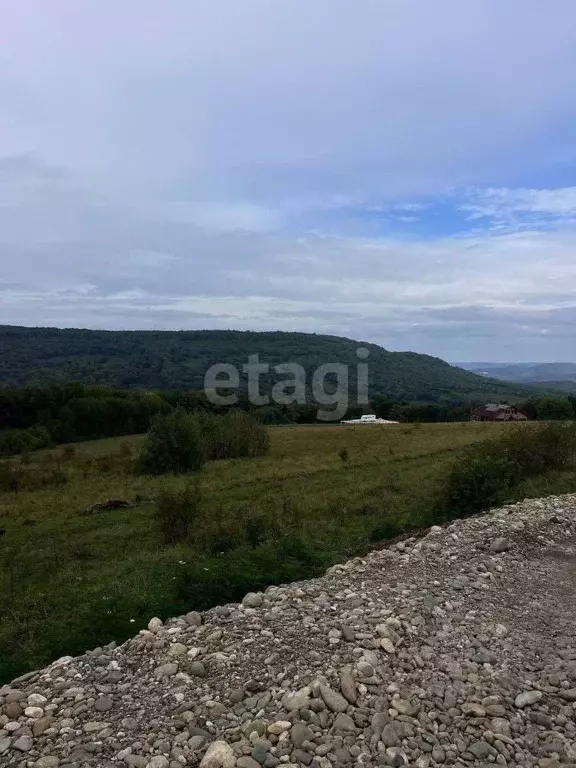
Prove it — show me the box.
[1,421,574,684]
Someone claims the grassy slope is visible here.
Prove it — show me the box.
[0,325,539,401]
[1,421,573,683]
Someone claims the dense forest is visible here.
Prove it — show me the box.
[1,380,575,456]
[0,325,540,401]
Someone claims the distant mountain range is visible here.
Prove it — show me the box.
[0,325,545,402]
[457,362,576,393]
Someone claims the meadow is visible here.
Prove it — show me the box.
[1,420,574,684]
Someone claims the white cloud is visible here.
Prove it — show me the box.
[461,187,576,225]
[0,2,576,360]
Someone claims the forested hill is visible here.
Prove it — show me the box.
[0,325,536,401]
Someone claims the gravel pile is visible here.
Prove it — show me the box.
[2,494,576,768]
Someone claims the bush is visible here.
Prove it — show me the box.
[0,425,51,456]
[436,453,520,520]
[0,462,68,492]
[199,412,270,461]
[499,421,576,476]
[139,410,205,475]
[434,422,576,520]
[154,481,202,544]
[140,410,269,475]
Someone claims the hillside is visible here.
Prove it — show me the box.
[0,325,539,402]
[459,361,576,388]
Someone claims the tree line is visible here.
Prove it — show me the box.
[1,383,576,456]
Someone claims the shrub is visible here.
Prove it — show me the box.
[435,453,520,520]
[61,445,76,461]
[154,481,202,544]
[199,412,270,461]
[434,422,576,521]
[139,410,205,475]
[0,462,68,492]
[499,422,576,476]
[0,426,51,456]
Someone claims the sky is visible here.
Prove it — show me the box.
[1,1,576,362]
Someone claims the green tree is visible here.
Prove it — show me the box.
[535,396,574,421]
[139,410,205,475]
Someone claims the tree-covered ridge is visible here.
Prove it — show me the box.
[0,325,537,401]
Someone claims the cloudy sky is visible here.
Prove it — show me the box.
[1,1,576,361]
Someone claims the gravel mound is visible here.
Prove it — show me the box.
[2,494,576,768]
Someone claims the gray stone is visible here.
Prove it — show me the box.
[13,735,34,752]
[319,684,348,713]
[187,660,207,677]
[515,690,543,708]
[243,592,264,608]
[199,741,236,768]
[490,537,512,553]
[468,741,492,759]
[238,758,261,768]
[292,749,313,766]
[340,671,357,705]
[252,740,272,765]
[382,722,403,747]
[33,758,60,768]
[148,758,170,768]
[5,701,23,718]
[333,712,356,732]
[155,662,178,679]
[291,723,313,748]
[94,696,113,712]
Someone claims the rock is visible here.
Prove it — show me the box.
[24,705,45,718]
[461,702,486,717]
[290,723,313,748]
[340,671,357,704]
[187,660,207,677]
[333,712,356,732]
[468,741,492,759]
[237,758,261,768]
[380,638,396,654]
[251,740,271,765]
[13,735,34,751]
[126,756,149,768]
[185,610,203,626]
[559,688,576,701]
[267,721,291,735]
[148,758,170,768]
[243,592,264,608]
[33,717,51,736]
[515,690,543,708]
[392,698,420,716]
[94,695,113,712]
[382,722,404,747]
[319,684,348,713]
[147,617,163,633]
[155,662,178,679]
[5,701,23,718]
[34,758,60,768]
[490,537,512,553]
[168,642,187,657]
[282,688,311,712]
[199,741,236,768]
[27,693,47,706]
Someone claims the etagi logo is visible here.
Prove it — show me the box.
[204,347,371,421]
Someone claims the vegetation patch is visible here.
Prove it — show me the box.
[2,420,576,684]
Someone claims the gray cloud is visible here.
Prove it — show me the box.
[1,2,576,360]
